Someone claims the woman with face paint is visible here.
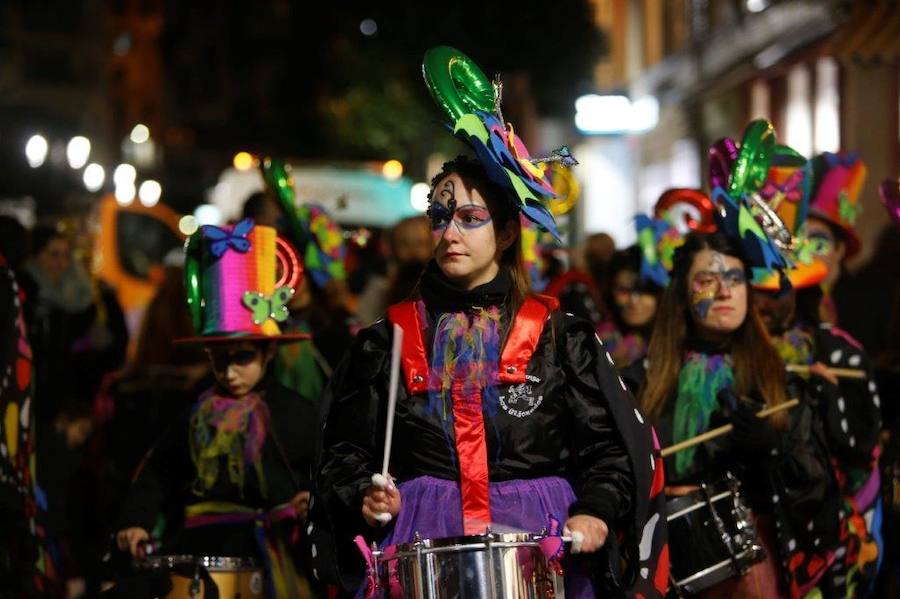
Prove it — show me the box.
[624,231,838,598]
[313,159,667,599]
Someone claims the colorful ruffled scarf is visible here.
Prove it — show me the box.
[418,300,502,423]
[672,351,736,477]
[190,389,270,498]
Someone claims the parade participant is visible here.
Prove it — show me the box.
[595,189,713,368]
[806,152,867,324]
[595,246,661,367]
[114,220,318,598]
[752,154,882,597]
[313,46,668,599]
[627,123,841,598]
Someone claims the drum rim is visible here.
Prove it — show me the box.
[135,555,261,570]
[389,531,544,552]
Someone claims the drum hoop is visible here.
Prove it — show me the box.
[136,555,261,571]
[666,489,733,520]
[382,533,546,562]
[672,546,764,587]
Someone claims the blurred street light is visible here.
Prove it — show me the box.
[360,19,378,36]
[25,134,48,168]
[114,163,137,186]
[383,159,403,181]
[115,182,135,206]
[66,136,91,169]
[83,163,105,192]
[139,180,162,207]
[130,124,150,144]
[574,94,659,135]
[410,182,430,212]
[233,151,255,171]
[179,215,198,235]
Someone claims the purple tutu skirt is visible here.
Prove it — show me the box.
[371,475,595,598]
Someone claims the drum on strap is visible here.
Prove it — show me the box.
[373,532,565,599]
[134,555,264,599]
[665,474,765,595]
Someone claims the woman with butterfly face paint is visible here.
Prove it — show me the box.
[623,232,839,598]
[113,221,322,597]
[315,155,668,598]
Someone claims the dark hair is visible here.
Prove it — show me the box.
[604,246,663,329]
[241,192,274,221]
[0,216,27,267]
[424,155,528,311]
[31,224,65,256]
[640,232,788,426]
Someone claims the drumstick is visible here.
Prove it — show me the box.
[660,398,799,458]
[372,323,404,524]
[785,364,866,380]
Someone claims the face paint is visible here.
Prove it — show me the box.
[429,181,492,238]
[806,230,834,257]
[689,252,747,320]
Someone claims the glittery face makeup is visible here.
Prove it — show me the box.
[428,179,492,238]
[688,251,747,322]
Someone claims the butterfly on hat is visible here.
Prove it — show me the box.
[242,286,294,325]
[202,218,254,258]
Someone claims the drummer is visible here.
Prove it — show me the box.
[114,220,318,597]
[625,124,839,598]
[750,152,882,596]
[314,48,668,599]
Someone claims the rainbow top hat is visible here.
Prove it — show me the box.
[180,218,308,343]
[752,151,828,291]
[809,152,867,258]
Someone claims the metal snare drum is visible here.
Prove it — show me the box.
[374,532,565,599]
[135,555,264,599]
[665,474,766,595]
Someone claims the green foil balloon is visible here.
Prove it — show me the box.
[184,232,204,333]
[260,157,310,254]
[422,46,496,123]
[729,119,775,197]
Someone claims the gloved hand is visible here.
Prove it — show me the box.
[729,398,782,455]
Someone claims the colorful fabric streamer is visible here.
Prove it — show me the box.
[672,352,735,477]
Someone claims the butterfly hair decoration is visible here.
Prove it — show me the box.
[202,218,254,258]
[242,286,293,325]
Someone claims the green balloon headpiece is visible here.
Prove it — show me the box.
[422,46,577,241]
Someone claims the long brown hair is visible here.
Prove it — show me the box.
[640,232,788,427]
[418,155,530,314]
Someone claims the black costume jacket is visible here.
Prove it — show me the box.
[311,266,669,598]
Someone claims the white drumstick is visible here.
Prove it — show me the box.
[372,324,404,524]
[563,528,585,553]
